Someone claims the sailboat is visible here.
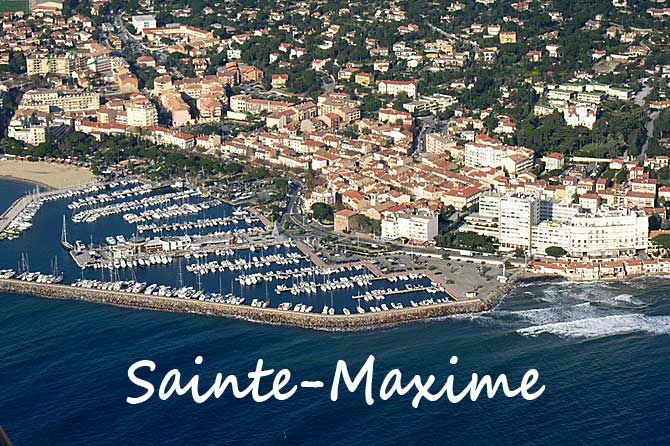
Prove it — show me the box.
[60,215,74,251]
[51,256,64,284]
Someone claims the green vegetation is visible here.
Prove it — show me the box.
[355,214,380,235]
[0,51,26,74]
[545,246,567,257]
[652,234,670,249]
[435,231,498,254]
[516,101,646,158]
[0,0,27,13]
[647,109,670,157]
[311,202,333,223]
[0,133,250,180]
[649,214,662,231]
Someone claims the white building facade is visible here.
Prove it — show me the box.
[381,212,438,243]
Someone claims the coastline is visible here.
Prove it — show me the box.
[0,271,544,331]
[0,159,96,190]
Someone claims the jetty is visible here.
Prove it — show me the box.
[0,180,103,234]
[0,271,535,331]
[0,194,36,233]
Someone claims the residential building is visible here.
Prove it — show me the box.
[498,194,539,252]
[381,211,438,243]
[377,80,418,98]
[126,97,158,127]
[19,89,100,112]
[131,15,156,33]
[542,152,566,171]
[334,209,358,233]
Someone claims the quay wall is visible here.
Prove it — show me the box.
[0,271,549,330]
[0,279,490,331]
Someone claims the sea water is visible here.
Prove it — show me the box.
[0,179,669,445]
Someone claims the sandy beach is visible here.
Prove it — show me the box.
[0,159,96,189]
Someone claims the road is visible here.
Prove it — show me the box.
[634,84,659,160]
[321,73,336,93]
[414,115,436,156]
[425,22,457,40]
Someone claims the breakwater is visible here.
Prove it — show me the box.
[0,278,491,331]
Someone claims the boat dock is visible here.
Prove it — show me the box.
[1,180,104,235]
[0,194,36,233]
[294,240,327,267]
[291,242,465,299]
[0,278,488,331]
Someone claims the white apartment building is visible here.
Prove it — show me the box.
[459,194,501,237]
[381,212,438,243]
[377,80,418,98]
[564,102,598,129]
[565,208,648,257]
[19,90,100,113]
[542,152,566,171]
[499,194,540,251]
[464,140,533,171]
[131,15,157,32]
[532,208,648,257]
[7,111,72,146]
[477,193,649,257]
[126,101,158,127]
[8,122,46,146]
[425,132,457,155]
[26,53,50,76]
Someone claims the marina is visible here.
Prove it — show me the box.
[0,176,469,325]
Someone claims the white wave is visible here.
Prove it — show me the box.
[607,294,645,306]
[498,302,599,326]
[533,283,645,309]
[517,314,670,338]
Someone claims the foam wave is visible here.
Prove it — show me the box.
[517,314,670,338]
[498,302,599,326]
[607,294,645,306]
[533,283,645,308]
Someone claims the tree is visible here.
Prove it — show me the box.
[652,234,670,249]
[0,51,26,75]
[311,202,333,222]
[649,214,662,231]
[392,92,411,111]
[545,246,567,257]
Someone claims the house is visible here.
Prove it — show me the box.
[441,186,482,210]
[609,159,624,170]
[334,209,358,233]
[526,50,542,62]
[542,152,565,171]
[271,74,288,88]
[546,44,560,57]
[377,80,418,98]
[579,193,600,212]
[499,31,517,44]
[355,72,374,87]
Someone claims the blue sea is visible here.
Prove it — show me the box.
[1,178,669,445]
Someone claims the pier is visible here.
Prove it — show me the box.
[0,195,35,233]
[0,271,536,330]
[294,240,327,267]
[0,278,489,331]
[0,180,102,235]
